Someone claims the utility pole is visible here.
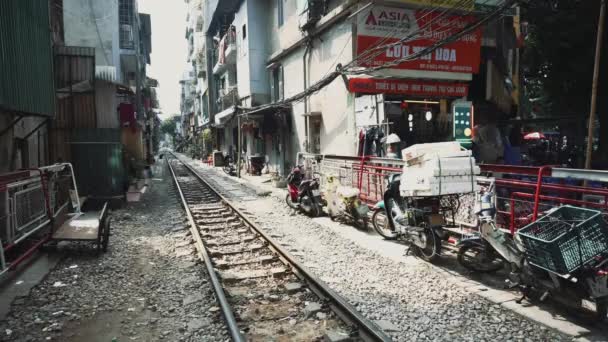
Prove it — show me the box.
[584,0,606,170]
[237,114,241,178]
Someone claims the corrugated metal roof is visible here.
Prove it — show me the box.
[0,0,55,117]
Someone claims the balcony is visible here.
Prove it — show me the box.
[119,0,136,50]
[212,27,237,75]
[217,86,238,111]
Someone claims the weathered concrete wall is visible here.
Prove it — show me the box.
[266,0,302,55]
[234,0,271,105]
[246,0,271,104]
[272,20,356,163]
[63,0,121,76]
[235,3,251,101]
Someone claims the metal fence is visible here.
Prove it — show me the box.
[296,155,608,231]
[1,176,49,246]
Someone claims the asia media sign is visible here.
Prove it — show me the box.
[356,5,483,74]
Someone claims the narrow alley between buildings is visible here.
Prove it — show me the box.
[3,0,608,341]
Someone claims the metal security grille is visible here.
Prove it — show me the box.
[14,186,47,234]
[119,0,135,49]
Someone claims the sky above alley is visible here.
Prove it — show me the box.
[139,0,187,119]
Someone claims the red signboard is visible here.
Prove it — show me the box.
[356,6,482,74]
[348,78,469,97]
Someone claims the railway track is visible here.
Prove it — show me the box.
[167,154,391,342]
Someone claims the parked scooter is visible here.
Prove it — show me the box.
[223,153,236,176]
[325,175,370,229]
[373,173,444,262]
[457,181,608,321]
[285,166,323,217]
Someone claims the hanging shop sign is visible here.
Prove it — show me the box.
[356,5,482,74]
[453,101,474,148]
[348,78,469,97]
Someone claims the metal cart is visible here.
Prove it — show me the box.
[49,163,111,253]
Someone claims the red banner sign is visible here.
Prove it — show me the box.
[348,78,469,97]
[356,6,482,74]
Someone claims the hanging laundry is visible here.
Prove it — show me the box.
[218,35,226,65]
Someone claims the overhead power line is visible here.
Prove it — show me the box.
[348,0,479,69]
[239,0,518,116]
[346,0,518,74]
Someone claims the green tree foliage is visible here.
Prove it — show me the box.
[523,0,608,163]
[160,117,177,138]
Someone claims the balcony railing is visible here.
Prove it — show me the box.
[119,0,135,49]
[120,24,135,50]
[213,26,237,74]
[217,86,238,111]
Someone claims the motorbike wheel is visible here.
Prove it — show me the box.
[285,193,299,210]
[311,203,321,218]
[300,195,318,217]
[457,244,505,273]
[413,228,442,262]
[372,208,397,240]
[354,216,368,230]
[596,297,608,322]
[223,165,232,175]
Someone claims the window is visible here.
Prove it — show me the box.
[242,24,247,39]
[277,0,284,27]
[270,65,284,102]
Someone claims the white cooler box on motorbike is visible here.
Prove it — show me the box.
[399,143,479,197]
[402,141,463,163]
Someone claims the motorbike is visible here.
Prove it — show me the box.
[285,166,323,217]
[223,153,236,176]
[325,175,369,229]
[248,155,266,175]
[373,173,444,262]
[457,181,608,321]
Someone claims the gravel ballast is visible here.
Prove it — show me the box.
[0,164,228,342]
[182,159,573,342]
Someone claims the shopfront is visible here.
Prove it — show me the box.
[349,78,473,151]
[238,106,291,176]
[350,3,482,154]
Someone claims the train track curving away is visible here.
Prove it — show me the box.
[166,154,391,342]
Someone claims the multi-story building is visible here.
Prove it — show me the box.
[179,65,197,142]
[54,0,155,197]
[184,0,520,176]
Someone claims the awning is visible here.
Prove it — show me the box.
[214,106,236,127]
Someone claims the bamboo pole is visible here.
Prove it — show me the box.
[584,0,606,170]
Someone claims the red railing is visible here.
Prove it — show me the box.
[480,164,608,234]
[352,159,402,205]
[311,155,608,232]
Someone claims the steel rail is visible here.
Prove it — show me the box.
[171,153,392,342]
[166,157,245,342]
